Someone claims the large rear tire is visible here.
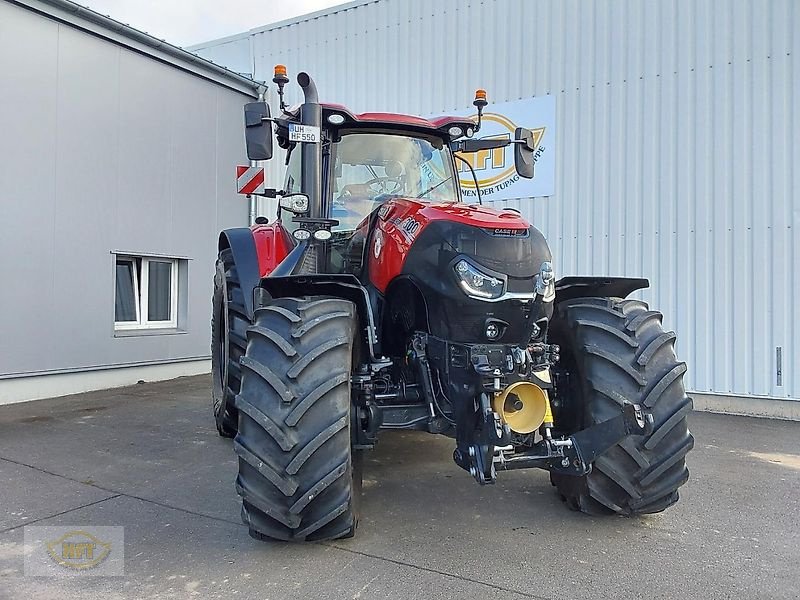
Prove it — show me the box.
[211,248,248,438]
[549,297,694,515]
[234,297,362,541]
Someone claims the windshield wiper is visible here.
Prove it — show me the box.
[415,176,453,200]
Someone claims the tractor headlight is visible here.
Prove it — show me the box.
[279,193,309,213]
[534,261,556,303]
[454,259,505,300]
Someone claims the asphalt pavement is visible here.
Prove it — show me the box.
[0,375,798,599]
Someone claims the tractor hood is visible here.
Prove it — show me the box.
[368,197,552,343]
[383,199,532,231]
[371,198,550,286]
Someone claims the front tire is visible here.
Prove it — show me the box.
[549,297,694,515]
[234,297,362,541]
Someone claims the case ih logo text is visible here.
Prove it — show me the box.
[456,112,545,198]
[492,228,527,237]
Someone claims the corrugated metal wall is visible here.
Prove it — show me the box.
[190,34,252,75]
[193,0,799,401]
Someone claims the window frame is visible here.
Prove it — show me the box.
[114,257,141,326]
[114,256,179,331]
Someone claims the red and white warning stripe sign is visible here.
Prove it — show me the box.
[236,166,265,195]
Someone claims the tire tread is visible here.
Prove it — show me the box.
[211,248,249,437]
[234,296,361,542]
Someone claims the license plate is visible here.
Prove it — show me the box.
[288,124,320,143]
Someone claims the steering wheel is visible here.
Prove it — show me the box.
[364,177,403,196]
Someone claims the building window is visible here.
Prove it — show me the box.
[115,256,179,330]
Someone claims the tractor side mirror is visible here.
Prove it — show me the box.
[456,138,509,153]
[514,127,535,179]
[244,102,273,161]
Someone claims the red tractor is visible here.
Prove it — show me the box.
[211,68,693,542]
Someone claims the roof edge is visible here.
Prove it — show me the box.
[13,0,265,97]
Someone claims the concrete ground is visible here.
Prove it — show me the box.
[0,376,797,600]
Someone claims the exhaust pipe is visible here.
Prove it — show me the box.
[298,72,322,221]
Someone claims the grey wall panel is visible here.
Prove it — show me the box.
[49,24,120,369]
[0,1,251,377]
[193,0,798,401]
[0,3,59,374]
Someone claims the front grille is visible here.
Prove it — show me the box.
[402,220,552,344]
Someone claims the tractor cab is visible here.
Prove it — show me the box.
[270,103,478,280]
[242,68,538,286]
[278,108,464,233]
[281,105,476,213]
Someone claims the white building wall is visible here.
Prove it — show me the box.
[191,0,799,402]
[0,0,257,402]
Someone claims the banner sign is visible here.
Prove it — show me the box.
[440,96,555,202]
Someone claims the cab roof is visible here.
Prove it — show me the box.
[282,102,477,140]
[324,103,475,131]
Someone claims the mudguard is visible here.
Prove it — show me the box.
[219,223,294,319]
[554,276,649,304]
[218,228,261,319]
[258,274,383,360]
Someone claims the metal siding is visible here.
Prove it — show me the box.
[0,1,251,377]
[186,36,253,75]
[198,0,799,400]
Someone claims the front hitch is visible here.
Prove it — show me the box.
[493,403,652,477]
[453,392,511,485]
[549,403,652,476]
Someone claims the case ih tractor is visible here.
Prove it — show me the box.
[211,68,693,542]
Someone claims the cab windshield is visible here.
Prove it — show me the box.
[331,132,457,230]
